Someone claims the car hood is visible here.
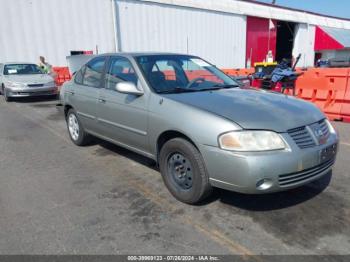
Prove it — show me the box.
[162,88,324,132]
[4,74,53,85]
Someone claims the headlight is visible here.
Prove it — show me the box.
[218,131,286,151]
[6,81,24,88]
[325,119,337,135]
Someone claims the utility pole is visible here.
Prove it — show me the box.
[272,0,276,4]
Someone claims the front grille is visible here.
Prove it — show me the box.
[288,119,330,149]
[27,84,44,87]
[288,126,316,149]
[318,119,330,138]
[278,158,335,187]
[17,91,55,95]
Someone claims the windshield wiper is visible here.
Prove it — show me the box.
[157,87,198,94]
[211,84,240,89]
[157,84,239,94]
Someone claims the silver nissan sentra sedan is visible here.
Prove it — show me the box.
[0,62,57,101]
[59,53,339,204]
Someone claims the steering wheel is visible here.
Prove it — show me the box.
[185,77,206,89]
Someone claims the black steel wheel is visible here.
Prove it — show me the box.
[167,152,193,190]
[159,138,212,204]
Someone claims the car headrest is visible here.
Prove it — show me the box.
[150,71,166,81]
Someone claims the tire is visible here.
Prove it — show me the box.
[50,93,59,100]
[4,88,12,102]
[66,109,91,146]
[159,138,212,204]
[0,84,4,95]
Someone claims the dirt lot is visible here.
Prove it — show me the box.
[0,96,349,255]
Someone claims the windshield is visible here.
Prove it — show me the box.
[135,55,239,93]
[4,64,44,75]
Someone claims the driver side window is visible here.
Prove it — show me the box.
[105,57,138,90]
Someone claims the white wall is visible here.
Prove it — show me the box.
[320,50,350,60]
[3,0,348,68]
[292,24,316,67]
[115,0,247,68]
[0,0,116,66]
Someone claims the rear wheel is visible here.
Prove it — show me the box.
[66,109,91,146]
[159,138,212,204]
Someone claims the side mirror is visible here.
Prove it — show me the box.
[115,82,144,96]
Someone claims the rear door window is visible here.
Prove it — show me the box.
[81,57,106,88]
[74,66,85,85]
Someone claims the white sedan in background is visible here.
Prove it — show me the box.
[0,62,57,102]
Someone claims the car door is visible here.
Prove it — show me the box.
[69,56,106,132]
[96,56,149,154]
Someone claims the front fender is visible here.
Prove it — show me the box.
[147,94,241,156]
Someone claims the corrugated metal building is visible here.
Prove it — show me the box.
[1,0,350,68]
[115,0,246,68]
[0,0,116,66]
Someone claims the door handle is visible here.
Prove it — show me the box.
[67,91,75,95]
[98,98,106,103]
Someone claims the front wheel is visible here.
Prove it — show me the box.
[4,89,12,102]
[66,109,91,146]
[159,138,212,204]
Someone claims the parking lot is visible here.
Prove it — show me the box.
[0,96,349,255]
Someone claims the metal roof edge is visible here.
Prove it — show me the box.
[134,0,350,29]
[239,0,350,22]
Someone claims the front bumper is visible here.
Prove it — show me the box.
[199,133,338,194]
[6,86,58,97]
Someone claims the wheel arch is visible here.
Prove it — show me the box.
[156,130,199,164]
[64,104,74,118]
